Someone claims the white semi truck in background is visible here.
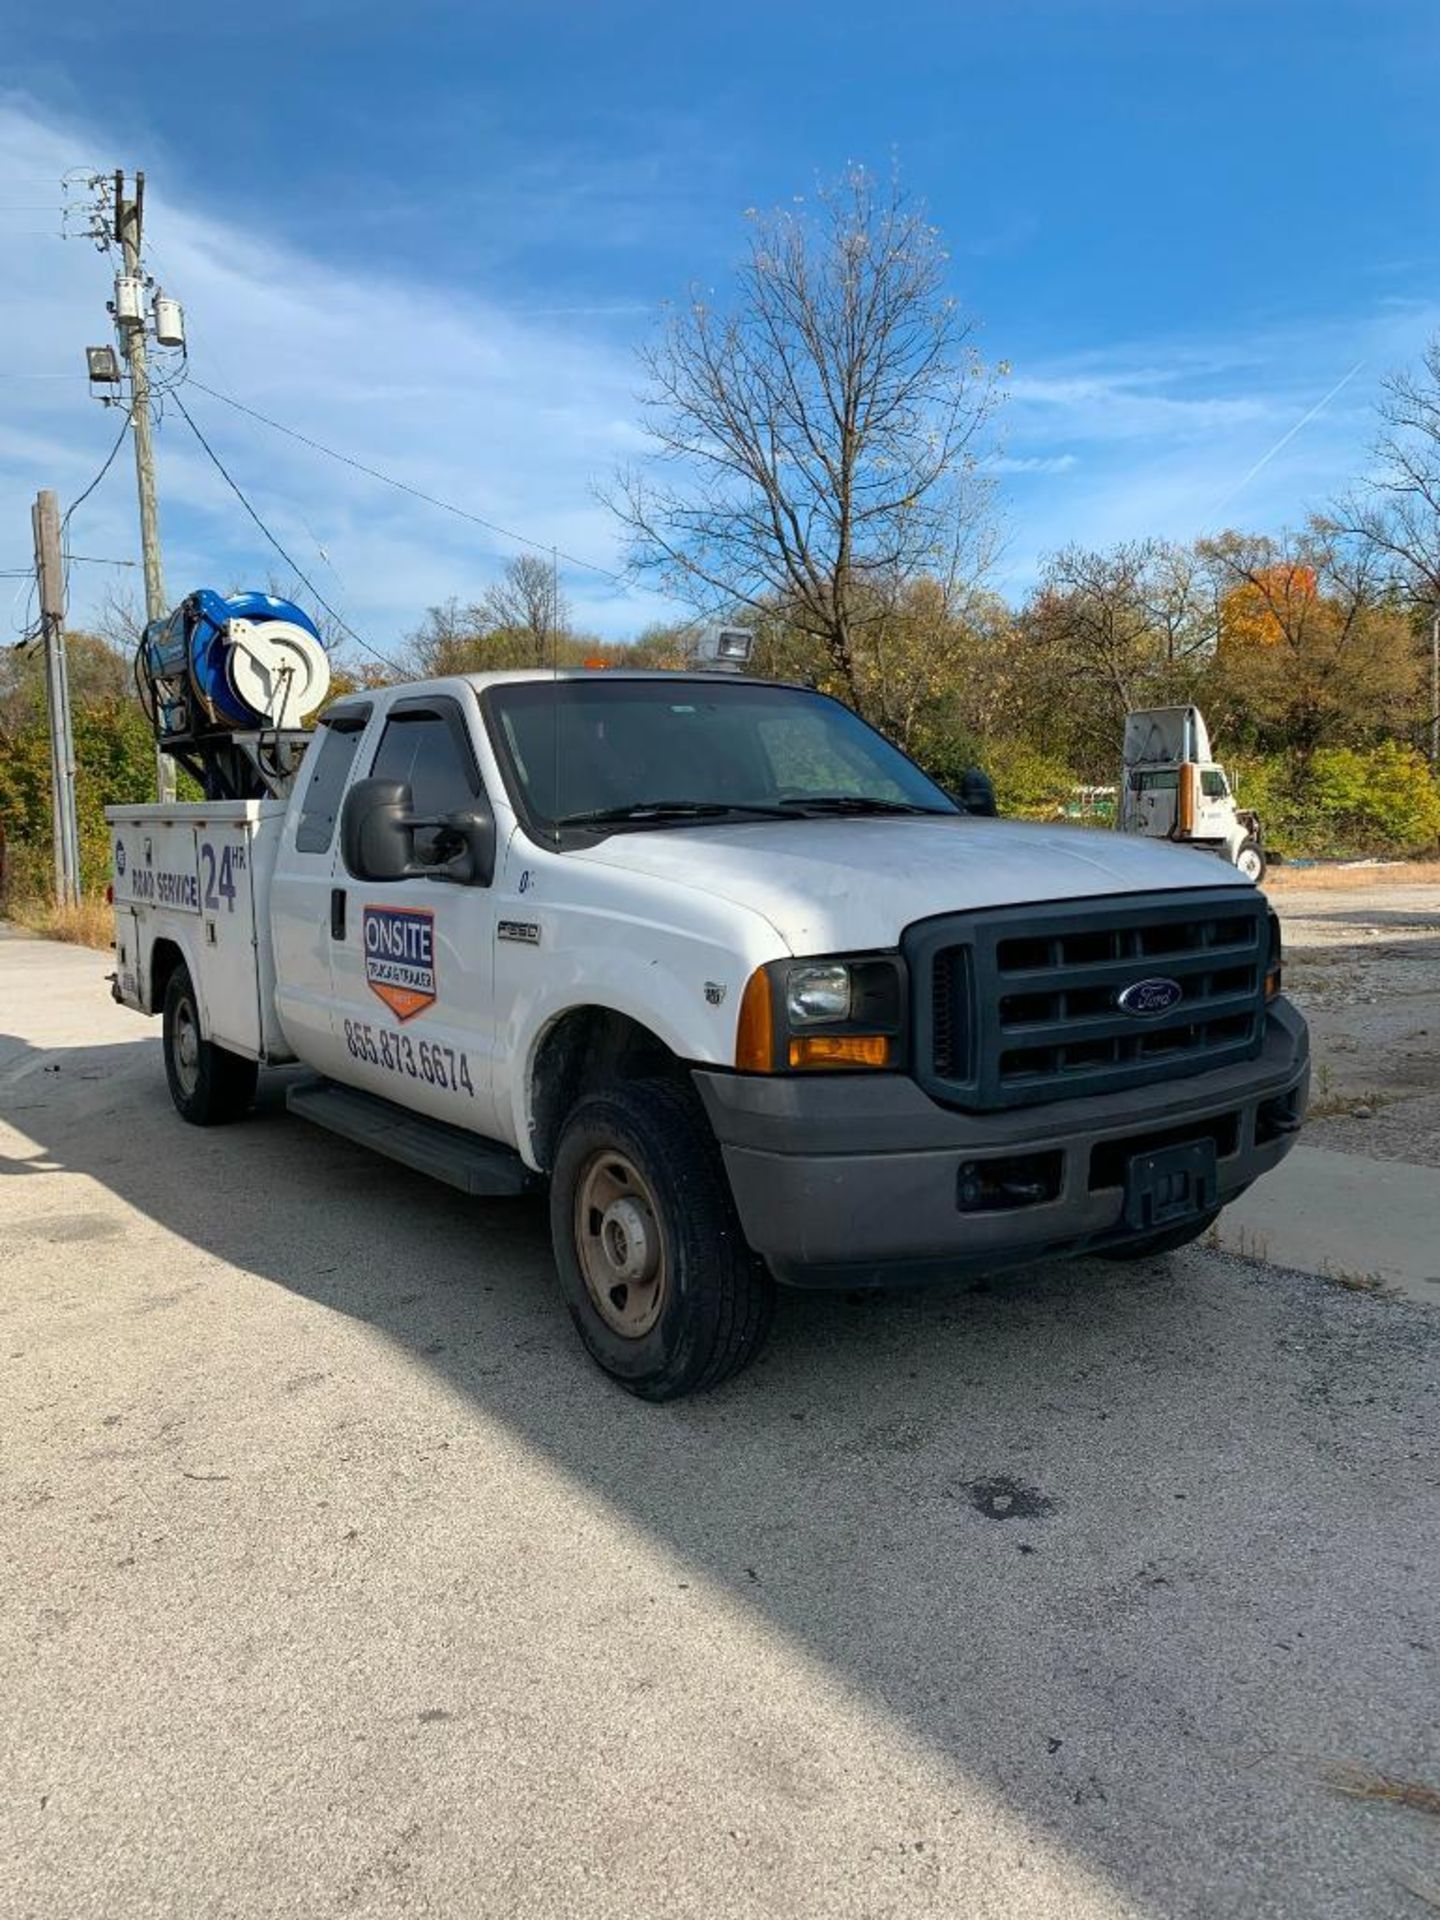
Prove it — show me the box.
[107,598,1308,1399]
[1120,706,1267,881]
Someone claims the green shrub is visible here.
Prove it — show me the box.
[1307,742,1440,854]
[979,738,1079,820]
[1,697,159,903]
[1230,744,1440,858]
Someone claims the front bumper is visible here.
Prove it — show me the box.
[693,998,1309,1287]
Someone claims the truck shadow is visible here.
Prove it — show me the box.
[3,1028,1434,1916]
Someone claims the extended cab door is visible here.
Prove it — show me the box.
[327,695,502,1137]
[271,699,374,1075]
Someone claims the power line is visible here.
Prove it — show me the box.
[8,414,134,643]
[170,391,405,677]
[186,378,632,588]
[60,410,134,611]
[2,557,134,575]
[62,412,132,536]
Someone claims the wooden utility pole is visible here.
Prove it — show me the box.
[113,170,174,801]
[32,490,82,906]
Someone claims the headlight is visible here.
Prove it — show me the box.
[736,955,907,1072]
[786,963,852,1025]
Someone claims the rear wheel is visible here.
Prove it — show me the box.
[549,1080,775,1400]
[1234,838,1266,883]
[1101,1207,1220,1262]
[162,963,258,1126]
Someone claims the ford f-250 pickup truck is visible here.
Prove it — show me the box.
[108,669,1309,1399]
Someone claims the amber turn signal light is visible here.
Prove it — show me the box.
[787,1033,890,1069]
[735,968,775,1071]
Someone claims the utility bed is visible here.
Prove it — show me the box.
[107,800,289,1061]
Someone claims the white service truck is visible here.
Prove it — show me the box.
[109,669,1309,1399]
[1120,705,1267,881]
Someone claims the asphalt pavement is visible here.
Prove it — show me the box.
[3,927,1438,1920]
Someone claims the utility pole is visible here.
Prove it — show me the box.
[1431,607,1439,771]
[112,170,174,801]
[32,490,82,907]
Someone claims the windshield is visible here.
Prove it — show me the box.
[484,678,956,838]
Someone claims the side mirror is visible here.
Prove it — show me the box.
[341,778,415,881]
[433,807,496,887]
[340,778,496,886]
[953,767,998,818]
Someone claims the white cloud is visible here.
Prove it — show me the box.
[991,302,1440,588]
[6,93,1438,653]
[0,96,680,659]
[990,453,1079,475]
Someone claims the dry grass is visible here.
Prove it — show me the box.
[1304,1088,1390,1121]
[4,892,113,950]
[1267,860,1440,892]
[1323,1762,1440,1819]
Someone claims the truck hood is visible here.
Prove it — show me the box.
[576,815,1252,954]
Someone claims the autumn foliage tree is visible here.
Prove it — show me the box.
[1200,528,1420,758]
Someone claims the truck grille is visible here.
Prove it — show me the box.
[906,889,1269,1111]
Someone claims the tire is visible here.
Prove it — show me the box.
[549,1079,775,1401]
[1234,838,1266,883]
[1101,1207,1221,1262]
[162,962,258,1126]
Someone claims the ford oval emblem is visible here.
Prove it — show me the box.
[1117,976,1183,1017]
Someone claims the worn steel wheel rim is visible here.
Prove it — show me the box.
[574,1147,668,1339]
[173,994,201,1097]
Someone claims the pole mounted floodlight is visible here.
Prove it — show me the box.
[692,625,754,672]
[86,344,123,403]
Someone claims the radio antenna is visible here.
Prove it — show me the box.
[551,544,561,846]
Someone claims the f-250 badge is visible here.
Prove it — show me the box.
[363,905,437,1019]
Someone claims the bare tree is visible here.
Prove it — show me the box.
[1339,335,1440,603]
[403,597,476,677]
[607,167,999,710]
[1012,540,1211,770]
[477,554,570,654]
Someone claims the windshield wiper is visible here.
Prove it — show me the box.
[776,795,950,816]
[557,800,792,827]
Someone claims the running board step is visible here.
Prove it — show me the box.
[286,1077,534,1197]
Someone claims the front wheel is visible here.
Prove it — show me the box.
[1234,838,1266,883]
[549,1080,775,1400]
[162,963,258,1126]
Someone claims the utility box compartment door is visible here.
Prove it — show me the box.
[114,907,142,1010]
[191,820,265,1058]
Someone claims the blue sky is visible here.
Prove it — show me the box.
[3,0,1437,663]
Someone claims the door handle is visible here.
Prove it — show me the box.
[330,889,346,940]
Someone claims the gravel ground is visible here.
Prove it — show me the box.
[3,929,1440,1920]
[1266,874,1440,1167]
